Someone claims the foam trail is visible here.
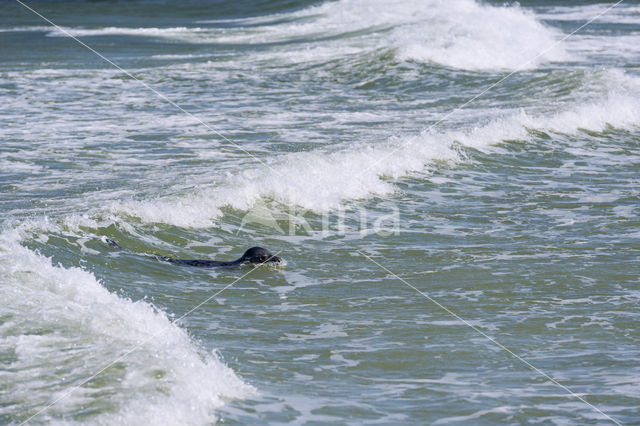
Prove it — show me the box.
[0,229,254,424]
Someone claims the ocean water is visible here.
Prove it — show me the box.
[1,0,639,424]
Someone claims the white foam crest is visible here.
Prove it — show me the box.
[451,78,640,149]
[538,92,640,134]
[520,69,638,133]
[390,0,567,70]
[215,0,567,70]
[45,26,208,40]
[114,70,640,228]
[0,26,53,33]
[23,0,566,71]
[115,138,459,227]
[0,229,254,423]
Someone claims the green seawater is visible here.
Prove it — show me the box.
[1,0,639,424]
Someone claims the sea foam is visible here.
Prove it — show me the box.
[114,70,640,228]
[390,0,567,70]
[27,0,567,71]
[0,229,254,424]
[218,0,567,70]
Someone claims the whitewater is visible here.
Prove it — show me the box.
[1,0,639,424]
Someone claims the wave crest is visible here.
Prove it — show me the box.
[0,229,253,423]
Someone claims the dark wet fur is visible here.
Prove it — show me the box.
[104,238,283,268]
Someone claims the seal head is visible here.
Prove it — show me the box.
[239,247,285,266]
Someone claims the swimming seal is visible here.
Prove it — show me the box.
[104,238,285,268]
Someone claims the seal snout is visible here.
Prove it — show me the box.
[267,255,287,267]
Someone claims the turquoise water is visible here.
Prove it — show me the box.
[1,0,639,424]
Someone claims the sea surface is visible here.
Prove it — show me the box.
[1,0,639,424]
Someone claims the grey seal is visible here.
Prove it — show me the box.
[105,238,285,268]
